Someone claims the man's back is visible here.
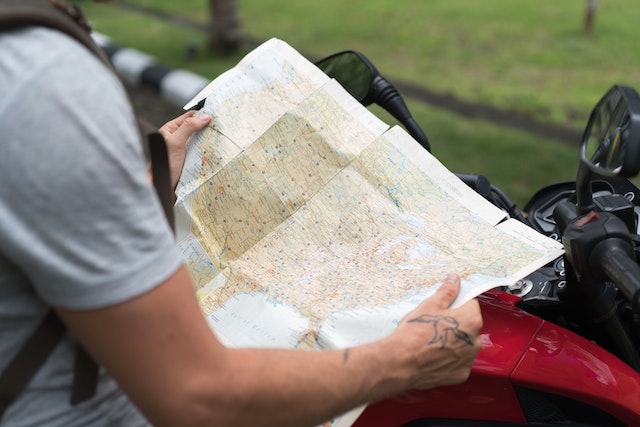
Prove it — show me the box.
[0,26,178,426]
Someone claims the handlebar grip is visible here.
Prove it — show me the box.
[595,241,640,313]
[455,173,491,199]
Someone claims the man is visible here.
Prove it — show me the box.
[0,12,482,427]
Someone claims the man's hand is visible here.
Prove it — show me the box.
[390,274,483,390]
[159,110,211,188]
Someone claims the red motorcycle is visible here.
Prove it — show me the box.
[316,52,640,426]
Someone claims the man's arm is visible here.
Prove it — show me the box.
[56,268,482,427]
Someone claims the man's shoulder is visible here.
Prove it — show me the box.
[0,25,126,120]
[0,26,100,72]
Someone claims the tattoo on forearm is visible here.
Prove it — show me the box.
[342,348,351,364]
[407,314,473,348]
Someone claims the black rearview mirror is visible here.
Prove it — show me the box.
[575,85,640,214]
[315,51,375,105]
[581,85,640,178]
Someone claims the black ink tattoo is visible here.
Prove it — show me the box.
[407,314,473,348]
[342,348,351,364]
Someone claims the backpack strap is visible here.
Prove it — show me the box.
[0,311,65,417]
[148,131,176,228]
[0,311,99,417]
[70,342,100,405]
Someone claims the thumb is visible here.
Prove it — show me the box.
[430,274,461,309]
[172,112,211,142]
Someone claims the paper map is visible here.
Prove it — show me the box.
[176,38,564,426]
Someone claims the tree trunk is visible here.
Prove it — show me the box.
[583,0,597,36]
[208,0,243,53]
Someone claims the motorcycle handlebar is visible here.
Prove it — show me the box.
[555,204,640,313]
[594,240,640,314]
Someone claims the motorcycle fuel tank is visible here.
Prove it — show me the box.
[353,289,640,426]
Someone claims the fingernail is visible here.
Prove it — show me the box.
[195,111,210,121]
[446,274,457,282]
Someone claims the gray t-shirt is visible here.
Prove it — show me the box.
[0,27,183,426]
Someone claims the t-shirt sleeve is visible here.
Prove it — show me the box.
[0,28,183,309]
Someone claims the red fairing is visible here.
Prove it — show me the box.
[353,289,640,426]
[353,290,541,425]
[512,319,640,425]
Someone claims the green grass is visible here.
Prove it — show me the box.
[379,101,579,207]
[71,0,640,207]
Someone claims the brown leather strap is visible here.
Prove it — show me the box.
[148,132,176,230]
[0,311,99,416]
[0,311,65,417]
[70,345,99,405]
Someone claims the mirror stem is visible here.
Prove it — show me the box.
[576,161,596,215]
[371,76,431,152]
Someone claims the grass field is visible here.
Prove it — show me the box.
[72,0,640,207]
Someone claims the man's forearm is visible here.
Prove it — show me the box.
[181,340,406,427]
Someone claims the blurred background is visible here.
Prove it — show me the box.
[71,0,640,208]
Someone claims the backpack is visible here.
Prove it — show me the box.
[0,0,175,417]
